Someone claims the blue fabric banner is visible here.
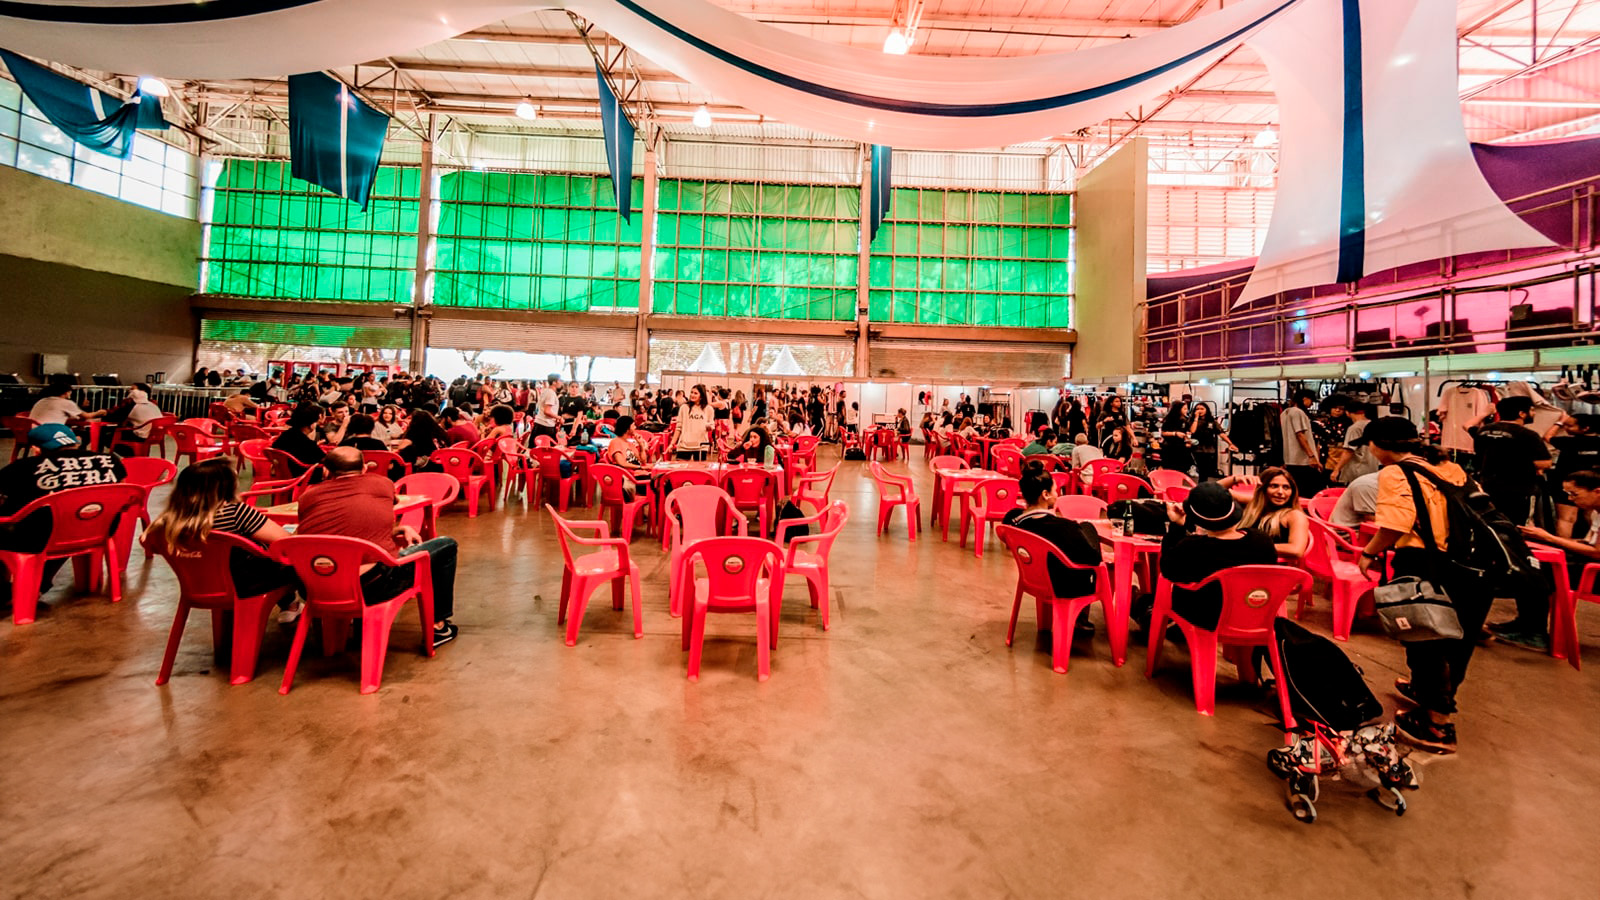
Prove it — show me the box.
[596,65,636,223]
[869,144,892,243]
[0,47,166,159]
[287,72,389,210]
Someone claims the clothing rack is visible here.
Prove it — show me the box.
[1435,378,1529,397]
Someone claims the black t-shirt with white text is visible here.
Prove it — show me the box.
[0,450,127,516]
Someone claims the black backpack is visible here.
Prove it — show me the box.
[1397,462,1543,593]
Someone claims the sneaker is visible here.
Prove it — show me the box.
[1394,678,1420,707]
[431,622,458,648]
[1487,622,1550,653]
[1395,709,1457,754]
[276,601,303,625]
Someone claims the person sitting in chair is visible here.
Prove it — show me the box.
[296,447,460,647]
[1001,460,1105,639]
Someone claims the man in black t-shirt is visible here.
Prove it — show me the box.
[1472,396,1553,525]
[0,425,127,602]
[1550,414,1600,482]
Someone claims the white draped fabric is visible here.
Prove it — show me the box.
[1235,0,1554,305]
[560,0,1297,149]
[0,1,529,80]
[0,0,1300,150]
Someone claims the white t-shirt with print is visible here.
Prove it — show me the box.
[29,396,86,425]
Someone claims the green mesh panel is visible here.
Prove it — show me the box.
[199,318,409,349]
[653,179,859,321]
[867,188,1073,328]
[204,159,419,304]
[433,172,643,311]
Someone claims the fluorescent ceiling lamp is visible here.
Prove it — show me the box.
[882,27,909,55]
[514,99,538,121]
[136,76,169,97]
[692,104,712,128]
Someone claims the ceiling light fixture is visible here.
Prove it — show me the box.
[692,104,712,128]
[136,76,170,98]
[1253,127,1278,147]
[514,98,538,121]
[882,27,910,55]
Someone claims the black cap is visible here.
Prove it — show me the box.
[1183,482,1242,530]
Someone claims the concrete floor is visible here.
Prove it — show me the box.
[2,449,1598,899]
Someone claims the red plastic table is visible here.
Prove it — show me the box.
[931,467,1002,541]
[1092,520,1159,666]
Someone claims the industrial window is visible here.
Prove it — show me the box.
[433,171,643,312]
[653,179,859,322]
[867,188,1073,328]
[203,159,419,303]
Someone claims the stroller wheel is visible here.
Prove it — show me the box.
[1289,771,1320,802]
[1288,793,1317,824]
[1369,787,1407,816]
[1266,748,1294,779]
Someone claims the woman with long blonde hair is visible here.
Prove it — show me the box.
[1229,466,1311,559]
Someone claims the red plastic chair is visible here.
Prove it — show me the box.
[263,446,308,480]
[1094,473,1152,505]
[664,484,747,617]
[1146,564,1310,720]
[430,446,495,517]
[229,421,270,444]
[950,435,982,467]
[995,524,1120,673]
[528,447,581,513]
[1053,495,1108,520]
[782,501,848,630]
[681,536,786,682]
[991,446,1024,478]
[548,506,643,646]
[921,427,938,459]
[395,472,459,540]
[144,530,291,685]
[1560,562,1600,669]
[959,477,1023,557]
[1022,454,1060,472]
[721,465,780,538]
[271,534,435,695]
[867,461,921,540]
[361,449,411,480]
[116,456,178,566]
[1080,458,1124,494]
[0,483,145,624]
[3,415,39,460]
[1307,489,1345,523]
[496,437,538,503]
[591,463,654,542]
[793,463,838,514]
[1148,468,1197,500]
[655,468,720,549]
[111,415,176,459]
[167,423,227,469]
[236,439,272,481]
[239,472,313,509]
[1298,519,1379,641]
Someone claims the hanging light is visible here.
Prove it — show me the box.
[692,104,712,128]
[514,98,539,121]
[1253,127,1278,147]
[882,27,910,55]
[136,76,170,97]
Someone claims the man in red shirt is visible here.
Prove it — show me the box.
[441,407,480,447]
[297,447,460,646]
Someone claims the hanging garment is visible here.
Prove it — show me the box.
[1436,387,1491,453]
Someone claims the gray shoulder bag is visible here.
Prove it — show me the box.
[1371,467,1465,643]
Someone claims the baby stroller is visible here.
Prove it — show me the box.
[1266,619,1420,824]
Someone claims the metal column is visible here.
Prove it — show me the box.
[855,144,872,378]
[408,115,436,374]
[636,142,657,385]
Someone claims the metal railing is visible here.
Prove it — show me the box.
[0,384,237,420]
[1141,176,1600,372]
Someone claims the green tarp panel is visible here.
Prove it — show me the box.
[200,318,409,350]
[205,159,419,304]
[868,187,1073,328]
[433,171,643,312]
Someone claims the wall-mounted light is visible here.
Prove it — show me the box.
[692,104,712,128]
[514,99,538,121]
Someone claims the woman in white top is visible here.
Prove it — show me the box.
[371,405,404,443]
[674,383,714,460]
